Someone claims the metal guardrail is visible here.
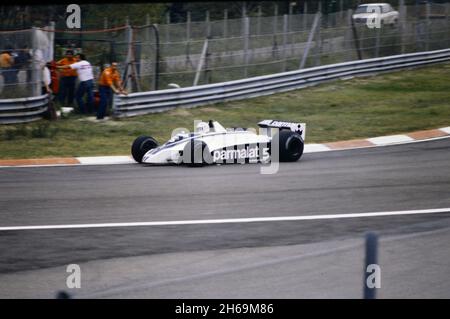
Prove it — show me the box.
[113,48,450,118]
[0,94,49,124]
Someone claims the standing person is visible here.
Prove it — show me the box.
[57,53,94,114]
[42,62,57,120]
[41,62,51,95]
[97,62,127,120]
[56,50,77,107]
[0,49,15,96]
[15,46,32,83]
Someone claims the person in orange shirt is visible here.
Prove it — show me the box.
[0,49,15,96]
[56,50,78,107]
[97,61,127,120]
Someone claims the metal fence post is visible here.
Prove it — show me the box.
[257,5,262,36]
[165,12,170,43]
[363,232,379,299]
[375,24,381,58]
[48,21,55,62]
[426,1,430,51]
[446,4,450,49]
[206,10,211,38]
[303,2,308,30]
[193,38,209,86]
[399,0,406,54]
[314,8,322,67]
[350,10,363,60]
[243,16,250,78]
[282,14,288,72]
[272,5,279,58]
[153,24,160,91]
[125,23,133,92]
[223,9,228,39]
[31,27,40,97]
[186,11,192,68]
[145,14,151,42]
[299,12,321,69]
[104,17,108,29]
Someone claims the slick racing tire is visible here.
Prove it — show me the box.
[274,130,304,162]
[131,135,159,163]
[182,140,213,167]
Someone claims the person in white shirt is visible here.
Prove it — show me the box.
[42,63,51,95]
[57,53,94,114]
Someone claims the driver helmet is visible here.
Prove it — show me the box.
[196,122,210,134]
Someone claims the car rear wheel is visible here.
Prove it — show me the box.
[273,130,304,162]
[182,140,212,167]
[131,135,158,163]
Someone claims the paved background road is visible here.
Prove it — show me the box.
[0,138,449,298]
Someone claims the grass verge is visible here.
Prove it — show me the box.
[1,62,450,159]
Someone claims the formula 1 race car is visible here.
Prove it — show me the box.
[131,119,306,166]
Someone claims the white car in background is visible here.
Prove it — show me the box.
[352,3,399,27]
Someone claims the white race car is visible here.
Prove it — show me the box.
[131,120,306,166]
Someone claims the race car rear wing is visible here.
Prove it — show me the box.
[258,120,306,140]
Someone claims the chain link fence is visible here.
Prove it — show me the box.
[1,2,449,99]
[133,2,450,91]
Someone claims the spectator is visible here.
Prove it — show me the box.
[48,61,59,95]
[97,62,127,120]
[42,62,57,121]
[0,49,15,96]
[57,53,94,114]
[56,49,78,107]
[14,45,32,83]
[42,62,51,95]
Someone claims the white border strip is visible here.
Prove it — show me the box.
[1,208,449,231]
[76,156,134,165]
[367,134,414,145]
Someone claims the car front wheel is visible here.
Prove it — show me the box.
[131,135,159,163]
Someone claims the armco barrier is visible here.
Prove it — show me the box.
[113,48,450,118]
[0,94,49,124]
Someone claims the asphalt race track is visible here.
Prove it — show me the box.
[1,137,450,298]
